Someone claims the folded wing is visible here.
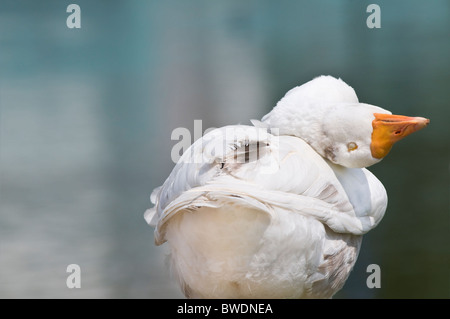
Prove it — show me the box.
[146,125,387,245]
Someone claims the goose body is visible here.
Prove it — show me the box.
[145,76,429,298]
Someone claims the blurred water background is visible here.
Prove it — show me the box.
[0,0,449,298]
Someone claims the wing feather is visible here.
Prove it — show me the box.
[146,125,387,244]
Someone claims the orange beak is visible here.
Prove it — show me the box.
[371,113,430,159]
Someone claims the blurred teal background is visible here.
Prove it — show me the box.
[0,0,449,298]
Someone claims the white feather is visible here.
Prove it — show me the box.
[148,124,386,298]
[146,76,389,298]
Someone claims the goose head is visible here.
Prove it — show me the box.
[261,76,429,168]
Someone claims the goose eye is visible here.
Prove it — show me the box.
[347,142,358,152]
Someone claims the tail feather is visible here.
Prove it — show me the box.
[144,186,163,227]
[150,186,162,204]
[144,208,158,226]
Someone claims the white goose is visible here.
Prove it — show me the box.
[145,76,429,298]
